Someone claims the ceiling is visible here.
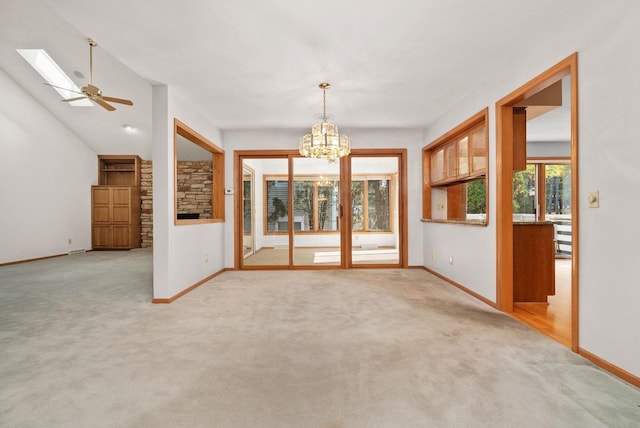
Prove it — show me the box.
[0,1,619,159]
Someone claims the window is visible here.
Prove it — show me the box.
[265,178,289,233]
[265,174,394,234]
[422,108,488,225]
[352,178,392,232]
[293,178,339,232]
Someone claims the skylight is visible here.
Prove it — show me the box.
[16,49,93,107]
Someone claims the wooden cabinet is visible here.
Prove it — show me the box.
[430,123,487,186]
[92,155,142,250]
[513,222,555,302]
[91,186,140,249]
[98,155,141,186]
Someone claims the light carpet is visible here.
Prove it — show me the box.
[1,249,639,427]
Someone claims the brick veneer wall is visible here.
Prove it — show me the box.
[176,161,213,219]
[140,160,153,248]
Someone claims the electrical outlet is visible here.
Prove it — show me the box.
[431,251,436,260]
[204,254,209,263]
[449,256,454,265]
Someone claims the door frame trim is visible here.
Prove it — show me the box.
[495,52,579,351]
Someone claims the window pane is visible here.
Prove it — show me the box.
[266,179,289,232]
[293,180,314,231]
[317,180,339,231]
[352,181,364,231]
[243,179,252,233]
[367,179,390,231]
[513,164,536,221]
[466,178,486,221]
[545,165,571,216]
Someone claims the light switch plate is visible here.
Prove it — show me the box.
[588,191,599,208]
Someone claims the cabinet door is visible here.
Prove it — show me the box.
[111,188,131,224]
[92,187,110,224]
[445,142,457,180]
[470,126,487,174]
[92,225,111,248]
[431,148,445,184]
[112,226,131,248]
[457,136,469,177]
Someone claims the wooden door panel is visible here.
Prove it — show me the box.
[111,226,131,248]
[92,225,111,248]
[92,206,110,223]
[111,188,131,205]
[92,187,110,204]
[112,206,131,223]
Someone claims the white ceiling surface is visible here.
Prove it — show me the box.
[0,1,621,159]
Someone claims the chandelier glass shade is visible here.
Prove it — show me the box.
[299,83,350,163]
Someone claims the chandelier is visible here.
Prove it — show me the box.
[299,83,350,163]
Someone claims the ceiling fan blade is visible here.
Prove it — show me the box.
[62,96,88,102]
[102,96,133,106]
[94,98,116,111]
[44,82,83,95]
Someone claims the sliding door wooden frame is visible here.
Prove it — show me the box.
[348,149,409,269]
[234,149,408,270]
[495,52,579,351]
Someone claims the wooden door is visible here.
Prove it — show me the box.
[92,187,111,224]
[112,226,132,248]
[112,188,132,224]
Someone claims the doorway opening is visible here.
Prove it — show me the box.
[496,53,579,351]
[234,149,407,269]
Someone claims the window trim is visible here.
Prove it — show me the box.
[422,108,489,225]
[173,118,225,225]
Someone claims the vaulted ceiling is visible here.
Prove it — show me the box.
[0,0,620,158]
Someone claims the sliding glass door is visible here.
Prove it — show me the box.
[236,150,406,269]
[350,156,400,266]
[292,157,341,266]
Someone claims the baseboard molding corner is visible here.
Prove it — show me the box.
[422,266,497,308]
[578,347,640,388]
[151,268,227,304]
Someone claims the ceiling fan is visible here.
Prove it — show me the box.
[47,38,133,111]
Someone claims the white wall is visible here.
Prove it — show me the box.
[0,69,96,264]
[223,128,424,268]
[422,2,640,376]
[152,86,225,299]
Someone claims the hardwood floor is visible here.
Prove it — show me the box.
[510,259,572,347]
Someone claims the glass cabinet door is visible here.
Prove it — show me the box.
[445,142,457,180]
[457,136,469,177]
[471,126,487,174]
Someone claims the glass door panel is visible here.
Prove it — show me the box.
[241,158,290,267]
[351,156,400,266]
[292,157,341,266]
[242,163,255,258]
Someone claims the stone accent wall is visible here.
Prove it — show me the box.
[176,161,213,219]
[140,160,153,248]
